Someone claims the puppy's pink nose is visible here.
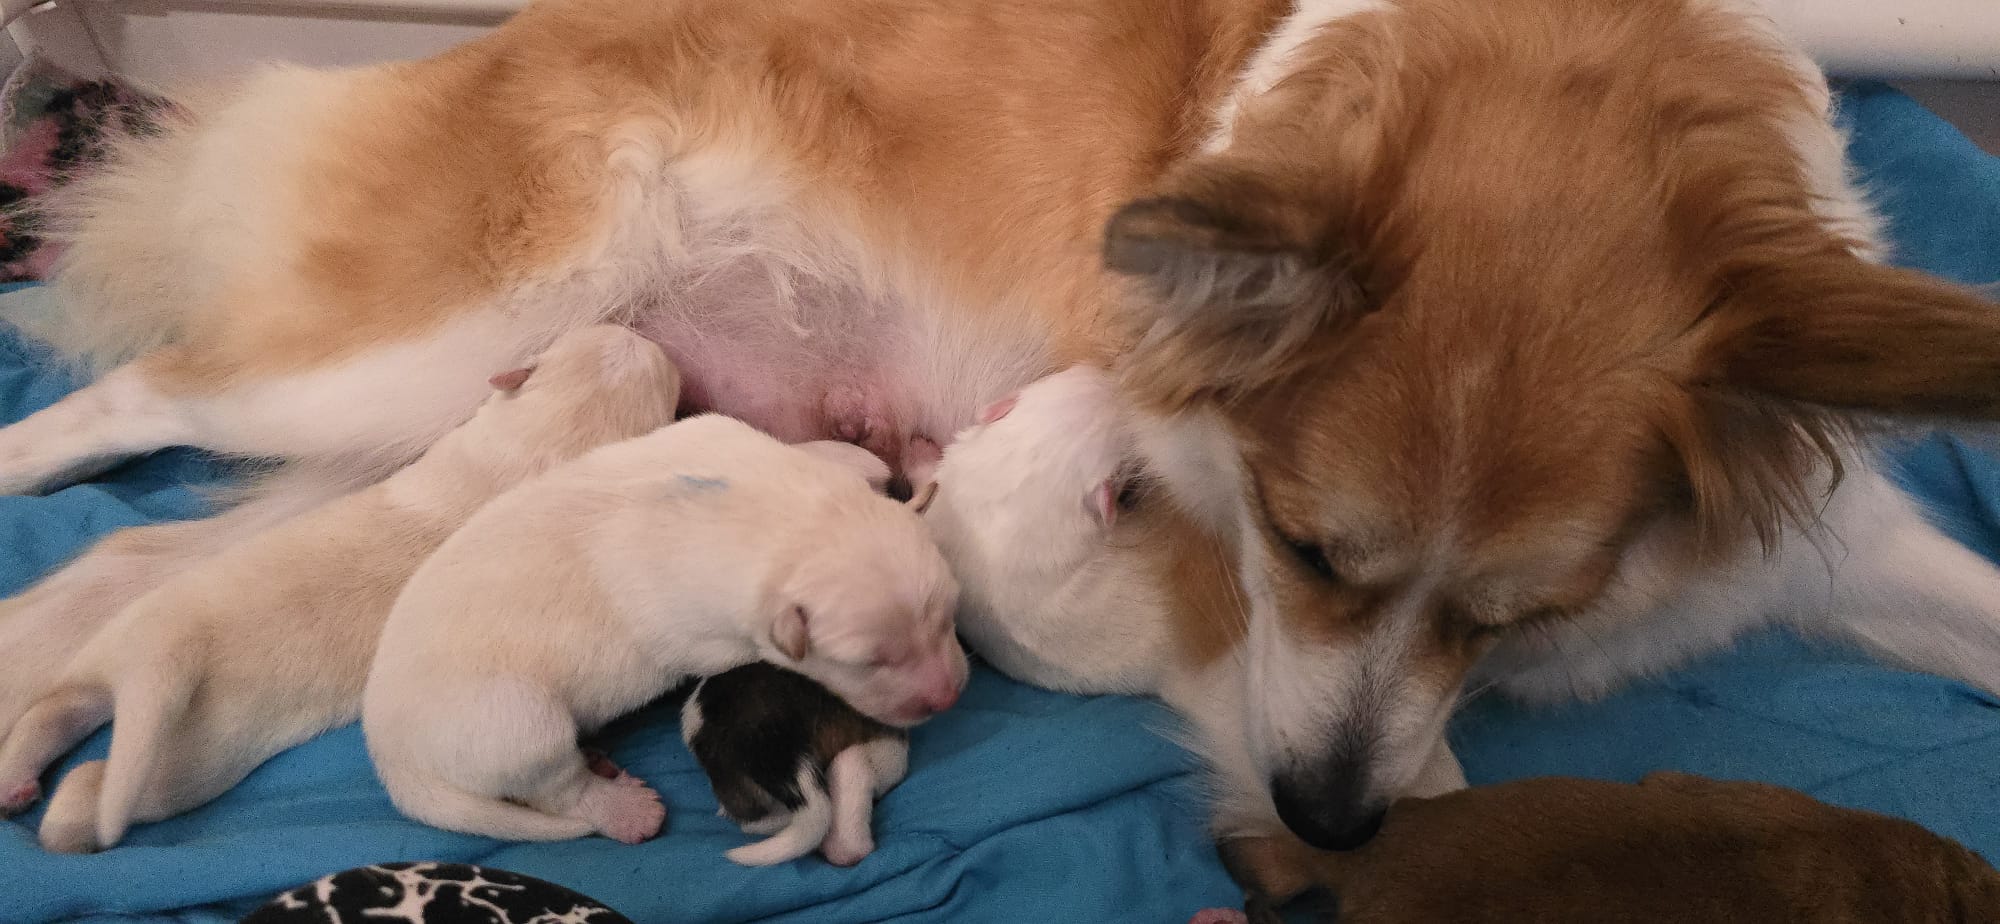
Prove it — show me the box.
[921,682,960,715]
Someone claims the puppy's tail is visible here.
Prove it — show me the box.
[378,767,597,842]
[726,761,834,867]
[94,654,198,849]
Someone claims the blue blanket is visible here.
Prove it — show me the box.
[2,81,1998,923]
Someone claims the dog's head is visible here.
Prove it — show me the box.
[1110,0,2000,849]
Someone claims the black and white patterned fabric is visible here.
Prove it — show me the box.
[241,862,633,924]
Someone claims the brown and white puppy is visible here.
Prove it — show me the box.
[4,0,2000,873]
[681,661,910,867]
[362,414,963,843]
[1196,773,2000,923]
[0,325,680,852]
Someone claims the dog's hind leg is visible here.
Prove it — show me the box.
[1777,467,2000,696]
[0,685,110,814]
[0,359,195,495]
[0,301,556,498]
[1483,464,2000,704]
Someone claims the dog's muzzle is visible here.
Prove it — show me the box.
[1270,756,1386,851]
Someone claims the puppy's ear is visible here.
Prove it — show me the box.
[488,366,535,392]
[1106,167,1369,409]
[771,604,811,661]
[1088,480,1117,529]
[908,479,939,514]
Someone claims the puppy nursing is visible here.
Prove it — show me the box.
[683,662,908,867]
[362,414,963,843]
[0,325,680,852]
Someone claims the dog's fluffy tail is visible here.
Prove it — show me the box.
[93,653,199,850]
[726,761,833,867]
[377,765,598,842]
[19,97,207,372]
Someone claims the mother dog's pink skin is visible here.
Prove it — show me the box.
[6,0,2000,874]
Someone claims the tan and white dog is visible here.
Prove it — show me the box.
[362,414,964,843]
[0,324,681,852]
[2,0,2000,874]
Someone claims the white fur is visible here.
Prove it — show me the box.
[723,761,837,866]
[0,325,680,851]
[363,415,962,843]
[1202,0,1393,153]
[924,366,1174,694]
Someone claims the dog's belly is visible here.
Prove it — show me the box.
[625,260,986,476]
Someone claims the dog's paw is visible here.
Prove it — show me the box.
[0,779,40,815]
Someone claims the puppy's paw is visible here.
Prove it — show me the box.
[581,777,667,844]
[1,779,40,816]
[821,830,874,867]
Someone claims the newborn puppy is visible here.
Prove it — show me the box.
[681,661,909,867]
[363,414,964,844]
[1199,773,2000,924]
[0,325,679,853]
[918,365,1165,694]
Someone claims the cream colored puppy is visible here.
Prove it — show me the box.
[362,414,964,844]
[0,325,680,853]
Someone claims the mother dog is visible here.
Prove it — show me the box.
[5,0,2000,871]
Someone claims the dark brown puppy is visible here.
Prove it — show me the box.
[1206,773,2000,924]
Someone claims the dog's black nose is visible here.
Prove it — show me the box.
[1271,772,1385,851]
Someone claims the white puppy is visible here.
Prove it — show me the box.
[362,414,965,844]
[0,325,680,853]
[920,366,1171,695]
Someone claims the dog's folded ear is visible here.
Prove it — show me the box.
[1666,251,2000,553]
[1105,167,1370,409]
[1701,256,2000,420]
[772,604,811,661]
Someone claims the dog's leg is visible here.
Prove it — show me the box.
[0,463,364,735]
[1776,468,2000,694]
[0,360,194,495]
[0,309,547,496]
[0,685,110,814]
[1484,464,2000,704]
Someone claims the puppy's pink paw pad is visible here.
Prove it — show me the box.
[1,781,40,815]
[1188,910,1250,924]
[821,834,874,867]
[589,782,666,844]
